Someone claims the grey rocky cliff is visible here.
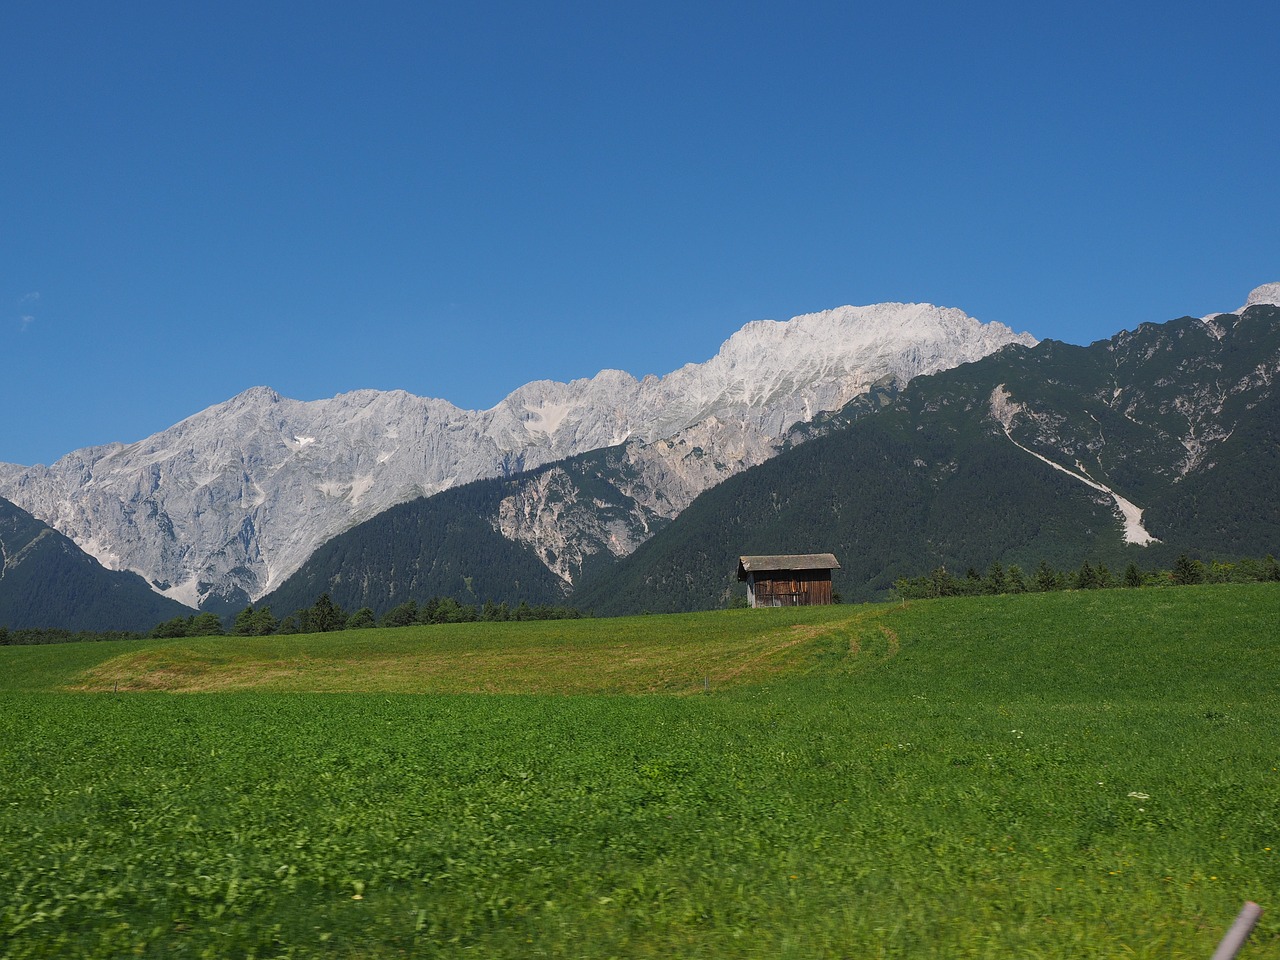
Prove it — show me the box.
[0,301,1035,607]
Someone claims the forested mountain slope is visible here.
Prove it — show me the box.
[0,497,192,630]
[255,477,573,618]
[574,303,1280,614]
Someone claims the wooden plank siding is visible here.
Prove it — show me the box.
[747,569,833,607]
[737,554,840,608]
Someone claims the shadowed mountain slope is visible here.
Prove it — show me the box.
[0,497,193,630]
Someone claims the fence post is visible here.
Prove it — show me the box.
[1211,902,1263,960]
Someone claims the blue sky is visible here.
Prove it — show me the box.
[3,1,1277,467]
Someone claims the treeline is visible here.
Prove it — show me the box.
[0,626,145,646]
[894,554,1280,599]
[1,594,585,645]
[160,593,585,639]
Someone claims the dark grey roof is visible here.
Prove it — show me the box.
[737,554,840,577]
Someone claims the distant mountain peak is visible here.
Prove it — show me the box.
[1202,282,1280,322]
[236,385,283,404]
[1243,283,1280,310]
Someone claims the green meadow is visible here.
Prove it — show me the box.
[1,584,1277,958]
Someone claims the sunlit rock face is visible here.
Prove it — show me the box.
[0,301,1035,608]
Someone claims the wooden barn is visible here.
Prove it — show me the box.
[737,554,840,608]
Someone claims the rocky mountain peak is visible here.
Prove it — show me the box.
[1202,283,1280,323]
[1243,283,1280,310]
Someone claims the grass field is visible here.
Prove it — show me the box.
[1,584,1277,958]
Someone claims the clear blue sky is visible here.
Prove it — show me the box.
[4,1,1277,467]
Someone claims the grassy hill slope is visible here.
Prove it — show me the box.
[1,584,1277,958]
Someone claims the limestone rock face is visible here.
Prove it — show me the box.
[1242,283,1280,310]
[0,301,1035,608]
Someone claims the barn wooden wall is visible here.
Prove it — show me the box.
[749,570,833,607]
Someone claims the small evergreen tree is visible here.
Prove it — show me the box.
[1006,565,1027,594]
[985,561,1007,595]
[1172,554,1205,586]
[189,612,225,636]
[1074,560,1099,590]
[346,607,376,629]
[1034,560,1058,592]
[310,593,346,632]
[432,597,466,623]
[929,567,958,598]
[965,568,982,593]
[151,616,190,639]
[381,600,419,628]
[251,606,279,636]
[232,606,257,636]
[1123,562,1143,588]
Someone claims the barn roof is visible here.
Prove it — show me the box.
[737,554,840,578]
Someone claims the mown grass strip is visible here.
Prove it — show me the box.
[57,606,884,695]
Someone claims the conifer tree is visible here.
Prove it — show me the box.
[310,593,346,632]
[1074,560,1099,590]
[346,607,375,629]
[1035,560,1058,592]
[381,600,418,628]
[233,606,257,636]
[1172,554,1204,585]
[251,606,279,635]
[189,612,224,636]
[985,561,1007,594]
[1006,565,1027,594]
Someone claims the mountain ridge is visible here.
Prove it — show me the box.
[0,300,1034,610]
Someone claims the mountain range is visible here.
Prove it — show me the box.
[2,285,1277,630]
[0,301,1033,620]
